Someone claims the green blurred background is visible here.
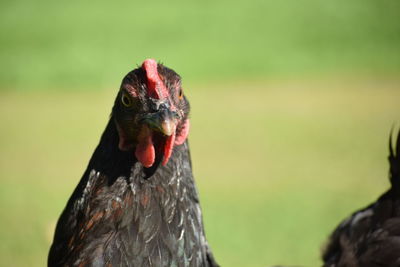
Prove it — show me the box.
[0,0,399,266]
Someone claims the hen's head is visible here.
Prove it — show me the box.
[113,59,190,168]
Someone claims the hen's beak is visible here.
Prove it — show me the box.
[140,110,177,136]
[133,110,178,168]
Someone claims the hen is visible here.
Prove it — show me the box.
[322,130,400,267]
[48,59,218,267]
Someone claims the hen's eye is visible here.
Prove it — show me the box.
[178,89,183,100]
[121,93,133,107]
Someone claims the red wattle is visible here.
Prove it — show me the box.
[162,132,176,166]
[135,134,155,168]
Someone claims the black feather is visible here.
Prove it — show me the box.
[389,129,400,193]
[322,129,400,267]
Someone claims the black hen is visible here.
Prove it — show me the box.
[48,59,218,267]
[322,130,400,267]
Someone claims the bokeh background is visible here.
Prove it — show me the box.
[1,0,399,266]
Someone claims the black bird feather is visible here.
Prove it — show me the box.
[322,130,400,267]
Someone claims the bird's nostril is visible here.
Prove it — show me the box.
[148,98,169,112]
[159,102,169,109]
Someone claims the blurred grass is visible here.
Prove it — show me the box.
[0,77,399,266]
[1,0,400,91]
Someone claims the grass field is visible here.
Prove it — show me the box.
[0,76,399,266]
[1,0,400,90]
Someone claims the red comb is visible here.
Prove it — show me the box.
[142,59,168,99]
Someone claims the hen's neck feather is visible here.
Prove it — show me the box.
[88,118,133,182]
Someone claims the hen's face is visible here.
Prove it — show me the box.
[113,59,190,168]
